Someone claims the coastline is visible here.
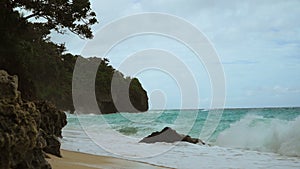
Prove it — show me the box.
[47,149,170,169]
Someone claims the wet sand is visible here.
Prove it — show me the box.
[47,150,169,169]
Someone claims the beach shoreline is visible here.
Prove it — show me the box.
[47,149,170,169]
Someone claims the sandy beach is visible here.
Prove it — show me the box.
[47,150,168,169]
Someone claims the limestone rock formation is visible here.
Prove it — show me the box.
[35,101,67,157]
[0,70,67,169]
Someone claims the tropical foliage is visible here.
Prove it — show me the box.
[0,0,148,113]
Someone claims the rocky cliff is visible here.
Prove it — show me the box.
[0,70,67,169]
[0,54,149,114]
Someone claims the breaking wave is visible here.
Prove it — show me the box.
[216,114,300,157]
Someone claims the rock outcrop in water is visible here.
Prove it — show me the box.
[0,70,67,169]
[139,127,205,145]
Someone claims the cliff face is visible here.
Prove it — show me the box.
[96,77,149,114]
[0,54,149,114]
[0,70,67,169]
[72,56,149,114]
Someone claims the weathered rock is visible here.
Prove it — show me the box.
[0,70,19,102]
[35,101,67,157]
[139,127,205,145]
[182,135,204,144]
[0,70,67,169]
[0,70,51,169]
[42,134,62,157]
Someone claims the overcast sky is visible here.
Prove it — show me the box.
[52,0,300,109]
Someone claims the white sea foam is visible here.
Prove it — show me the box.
[61,117,300,168]
[216,114,300,157]
[62,127,300,169]
[61,111,300,168]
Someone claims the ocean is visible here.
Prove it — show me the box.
[61,108,300,169]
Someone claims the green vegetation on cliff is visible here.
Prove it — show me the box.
[0,0,148,113]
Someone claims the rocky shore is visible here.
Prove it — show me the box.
[0,70,67,169]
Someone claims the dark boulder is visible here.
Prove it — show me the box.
[139,127,205,145]
[183,135,202,144]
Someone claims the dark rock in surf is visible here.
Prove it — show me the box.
[183,135,202,144]
[139,127,205,145]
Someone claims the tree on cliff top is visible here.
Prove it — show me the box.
[4,0,98,39]
[0,0,98,103]
[0,0,149,113]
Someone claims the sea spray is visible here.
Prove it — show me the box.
[216,114,300,157]
[62,108,300,169]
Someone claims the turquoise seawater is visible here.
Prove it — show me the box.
[87,108,300,138]
[66,107,300,157]
[63,107,300,168]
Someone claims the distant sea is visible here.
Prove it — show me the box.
[62,107,300,169]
